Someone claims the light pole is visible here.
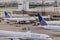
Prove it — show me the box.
[42,0,45,16]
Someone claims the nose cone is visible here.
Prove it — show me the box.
[43,34,52,40]
[44,36,52,40]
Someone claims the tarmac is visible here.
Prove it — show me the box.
[0,21,60,40]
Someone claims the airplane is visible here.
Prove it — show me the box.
[36,20,60,26]
[36,13,60,32]
[45,21,60,25]
[3,11,36,24]
[35,15,60,25]
[0,26,52,40]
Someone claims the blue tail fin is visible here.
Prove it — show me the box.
[27,26,31,33]
[37,13,47,25]
[4,11,10,18]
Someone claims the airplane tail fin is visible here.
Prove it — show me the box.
[27,26,31,33]
[4,11,10,18]
[37,13,48,25]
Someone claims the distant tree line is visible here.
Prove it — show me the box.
[29,3,53,8]
[0,3,18,8]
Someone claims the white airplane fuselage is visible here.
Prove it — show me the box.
[0,30,52,40]
[46,21,60,25]
[4,17,36,23]
[37,13,60,32]
[39,25,60,32]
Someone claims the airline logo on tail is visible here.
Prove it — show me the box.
[37,13,47,25]
[4,11,10,18]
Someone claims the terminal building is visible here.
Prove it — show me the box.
[0,0,60,18]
